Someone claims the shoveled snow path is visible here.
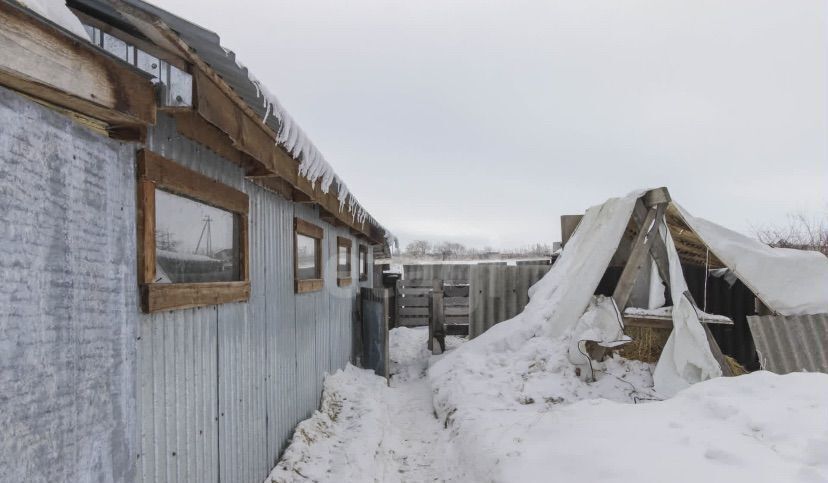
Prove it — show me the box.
[379,327,468,482]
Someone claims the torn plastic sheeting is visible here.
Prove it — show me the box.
[674,203,828,316]
[653,221,722,396]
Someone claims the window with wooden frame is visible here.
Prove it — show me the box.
[358,245,369,282]
[295,218,324,293]
[137,150,249,312]
[337,237,353,287]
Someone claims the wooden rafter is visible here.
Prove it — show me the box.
[0,1,156,131]
[108,0,387,245]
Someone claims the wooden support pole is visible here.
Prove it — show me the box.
[429,280,445,354]
[612,203,665,311]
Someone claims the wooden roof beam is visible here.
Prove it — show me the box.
[0,1,156,128]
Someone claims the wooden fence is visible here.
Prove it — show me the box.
[469,264,552,338]
[395,279,470,334]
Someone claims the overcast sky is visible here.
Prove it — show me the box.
[153,0,827,250]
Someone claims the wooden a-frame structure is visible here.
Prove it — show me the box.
[591,187,733,376]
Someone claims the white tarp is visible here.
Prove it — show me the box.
[675,204,828,316]
[653,222,722,396]
[525,190,719,393]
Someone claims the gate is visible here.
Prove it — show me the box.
[396,279,469,335]
[360,287,390,378]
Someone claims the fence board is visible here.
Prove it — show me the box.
[469,265,552,338]
[444,297,469,307]
[400,307,430,317]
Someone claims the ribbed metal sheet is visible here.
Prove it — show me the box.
[138,116,367,483]
[469,265,552,339]
[137,308,219,483]
[746,314,828,374]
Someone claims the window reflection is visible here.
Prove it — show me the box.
[338,244,351,279]
[297,234,319,280]
[154,189,240,283]
[359,247,368,279]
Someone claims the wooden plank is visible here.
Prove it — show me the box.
[174,111,258,170]
[337,277,353,288]
[445,325,468,336]
[443,285,470,298]
[429,280,445,354]
[398,288,432,296]
[137,150,249,214]
[240,214,250,282]
[0,2,156,126]
[295,278,323,294]
[399,307,429,317]
[142,281,250,313]
[612,204,663,310]
[446,316,469,325]
[295,217,324,239]
[399,317,429,327]
[445,307,469,316]
[399,297,430,307]
[443,297,469,307]
[137,179,156,284]
[109,0,391,245]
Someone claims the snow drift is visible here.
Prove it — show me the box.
[428,189,828,482]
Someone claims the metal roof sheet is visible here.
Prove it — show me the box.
[746,314,828,374]
[69,0,390,241]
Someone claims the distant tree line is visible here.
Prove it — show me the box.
[403,240,556,260]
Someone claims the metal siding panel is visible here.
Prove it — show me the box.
[138,307,219,483]
[137,116,360,483]
[747,314,828,374]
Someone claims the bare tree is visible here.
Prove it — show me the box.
[405,240,432,258]
[754,212,828,256]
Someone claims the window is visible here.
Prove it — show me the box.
[359,245,369,282]
[82,23,193,107]
[337,237,352,287]
[295,218,324,293]
[137,150,249,312]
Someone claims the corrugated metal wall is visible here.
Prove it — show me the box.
[746,314,828,374]
[137,115,373,483]
[469,264,552,338]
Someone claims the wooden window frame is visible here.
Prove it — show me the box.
[358,245,369,282]
[295,218,324,293]
[137,149,250,312]
[337,236,353,287]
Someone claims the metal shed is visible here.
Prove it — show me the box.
[0,2,390,482]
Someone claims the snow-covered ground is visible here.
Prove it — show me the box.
[266,327,469,482]
[431,331,828,482]
[267,324,828,483]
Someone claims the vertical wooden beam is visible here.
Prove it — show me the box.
[240,215,250,281]
[429,279,445,354]
[137,179,156,285]
[612,203,665,310]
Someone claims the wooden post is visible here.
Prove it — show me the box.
[612,203,665,311]
[429,280,445,354]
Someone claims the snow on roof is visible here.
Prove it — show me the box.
[77,0,392,242]
[675,203,828,316]
[16,0,91,39]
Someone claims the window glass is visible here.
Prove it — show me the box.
[297,234,319,280]
[154,189,240,283]
[338,244,351,278]
[359,247,368,279]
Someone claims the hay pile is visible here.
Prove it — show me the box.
[618,326,672,363]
